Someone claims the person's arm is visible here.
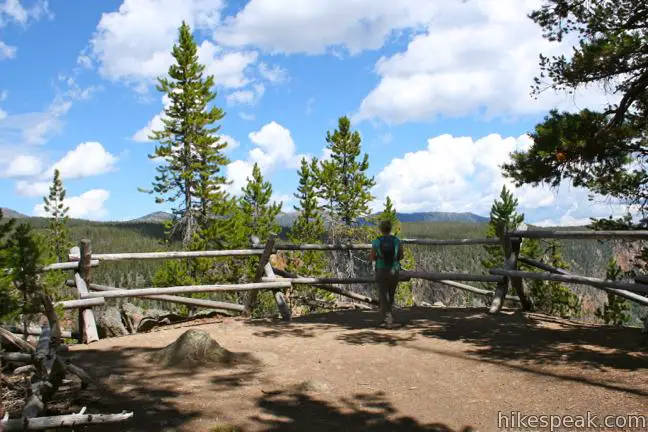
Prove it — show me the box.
[370,246,377,262]
[397,240,404,261]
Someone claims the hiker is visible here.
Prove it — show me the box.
[370,219,404,326]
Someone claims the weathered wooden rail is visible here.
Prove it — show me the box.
[6,227,646,344]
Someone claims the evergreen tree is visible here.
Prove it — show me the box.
[481,186,525,270]
[239,163,282,242]
[502,0,648,231]
[42,169,71,262]
[0,209,17,320]
[318,116,375,227]
[5,223,44,337]
[143,21,231,246]
[596,258,631,326]
[287,158,333,312]
[291,157,325,243]
[239,163,283,316]
[530,240,581,318]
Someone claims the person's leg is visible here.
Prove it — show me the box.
[376,270,389,323]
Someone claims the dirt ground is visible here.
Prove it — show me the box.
[64,307,648,431]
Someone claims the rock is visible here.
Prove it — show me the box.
[120,303,144,331]
[295,380,330,393]
[150,329,237,369]
[433,301,446,308]
[94,306,129,338]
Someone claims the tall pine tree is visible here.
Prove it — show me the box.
[287,158,332,312]
[42,169,71,262]
[239,163,282,315]
[0,210,17,320]
[143,21,231,247]
[318,116,375,227]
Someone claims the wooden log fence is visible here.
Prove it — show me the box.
[509,229,648,240]
[519,256,648,307]
[65,280,245,312]
[69,249,263,262]
[81,281,292,300]
[436,280,521,302]
[490,268,648,294]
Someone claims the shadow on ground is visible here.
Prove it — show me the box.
[248,307,648,371]
[252,390,474,432]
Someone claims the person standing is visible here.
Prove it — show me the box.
[370,219,404,327]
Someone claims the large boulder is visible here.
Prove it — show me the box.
[94,306,129,338]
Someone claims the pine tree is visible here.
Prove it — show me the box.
[239,163,283,316]
[291,157,325,243]
[143,21,231,247]
[286,158,332,312]
[42,169,71,262]
[240,163,282,242]
[596,258,631,326]
[502,0,648,231]
[481,186,525,270]
[318,116,375,227]
[530,240,581,318]
[6,223,44,338]
[0,209,17,320]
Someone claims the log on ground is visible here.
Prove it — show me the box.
[1,412,134,431]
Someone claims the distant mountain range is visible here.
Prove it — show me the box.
[1,208,489,226]
[1,208,28,218]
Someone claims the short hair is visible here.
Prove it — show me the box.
[379,219,392,234]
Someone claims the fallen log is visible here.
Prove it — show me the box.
[65,280,245,312]
[490,268,648,294]
[0,352,33,362]
[271,267,379,306]
[81,281,292,300]
[519,256,648,307]
[65,363,92,389]
[1,411,134,431]
[0,327,35,352]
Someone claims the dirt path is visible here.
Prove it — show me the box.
[66,307,648,431]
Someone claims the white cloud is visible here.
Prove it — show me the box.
[354,0,615,125]
[34,189,110,220]
[226,121,303,195]
[45,142,118,180]
[372,132,636,226]
[0,40,16,59]
[226,83,265,105]
[213,0,439,55]
[239,112,255,121]
[198,41,258,88]
[87,0,258,92]
[0,108,6,120]
[259,62,288,83]
[15,180,49,197]
[0,0,52,59]
[3,155,42,177]
[218,134,240,152]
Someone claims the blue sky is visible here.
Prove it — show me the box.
[0,0,630,226]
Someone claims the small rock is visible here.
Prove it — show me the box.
[433,301,446,308]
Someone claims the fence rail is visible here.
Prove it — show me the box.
[12,227,646,344]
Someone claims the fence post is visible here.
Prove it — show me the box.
[244,234,277,316]
[489,223,512,314]
[77,240,99,343]
[509,237,533,311]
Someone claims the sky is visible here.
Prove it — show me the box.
[0,0,632,226]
